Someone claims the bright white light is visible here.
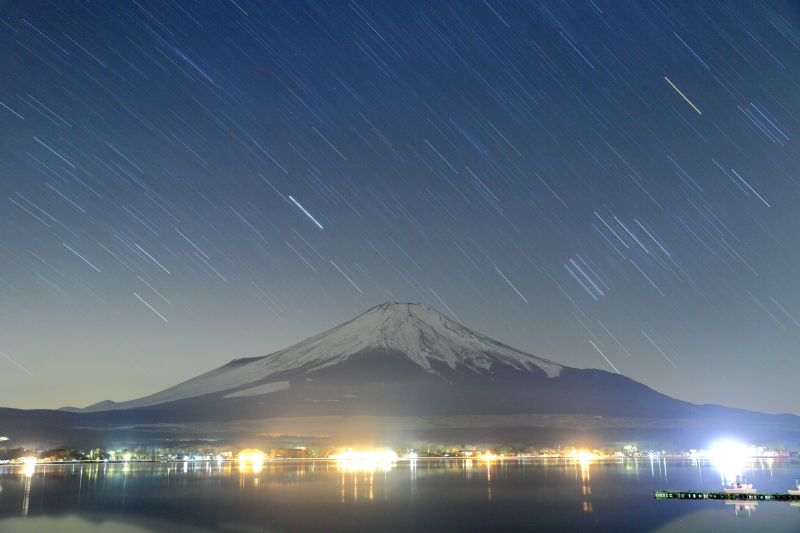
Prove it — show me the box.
[22,457,37,465]
[710,442,750,463]
[123,453,132,462]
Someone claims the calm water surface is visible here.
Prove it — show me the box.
[1,458,799,532]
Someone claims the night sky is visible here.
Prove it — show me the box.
[2,0,800,415]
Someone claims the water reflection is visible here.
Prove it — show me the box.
[726,500,757,517]
[332,456,396,502]
[709,455,777,493]
[1,459,799,533]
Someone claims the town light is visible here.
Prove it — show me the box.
[330,451,397,464]
[238,452,265,462]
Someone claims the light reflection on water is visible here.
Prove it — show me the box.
[0,458,799,532]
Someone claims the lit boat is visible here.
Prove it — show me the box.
[789,478,800,496]
[723,475,756,494]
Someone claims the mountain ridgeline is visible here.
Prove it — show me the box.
[4,303,800,445]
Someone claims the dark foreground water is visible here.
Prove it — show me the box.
[1,458,799,532]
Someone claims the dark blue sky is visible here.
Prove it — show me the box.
[2,0,799,413]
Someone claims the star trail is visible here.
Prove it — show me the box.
[1,0,799,414]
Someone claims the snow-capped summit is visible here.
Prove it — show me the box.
[77,303,561,412]
[245,302,562,378]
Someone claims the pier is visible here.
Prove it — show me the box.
[655,491,800,501]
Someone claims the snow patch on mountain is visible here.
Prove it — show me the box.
[223,381,289,398]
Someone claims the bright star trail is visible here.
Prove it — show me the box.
[1,0,799,414]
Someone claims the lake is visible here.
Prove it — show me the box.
[1,458,799,532]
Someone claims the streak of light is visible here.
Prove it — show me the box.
[560,32,594,68]
[747,291,785,329]
[664,77,701,114]
[289,196,324,229]
[253,142,288,173]
[0,100,24,119]
[104,141,144,173]
[312,127,347,160]
[629,259,664,297]
[331,261,362,293]
[597,321,633,358]
[134,293,168,322]
[134,244,170,273]
[482,0,510,27]
[424,139,458,173]
[33,136,75,167]
[569,259,604,295]
[292,228,325,260]
[592,223,626,258]
[136,275,171,304]
[0,349,34,375]
[749,103,789,140]
[46,183,85,213]
[535,173,568,208]
[252,292,286,324]
[719,238,758,275]
[62,32,108,67]
[465,167,499,202]
[673,33,710,69]
[730,169,770,207]
[487,121,520,155]
[429,288,460,321]
[175,228,208,258]
[119,350,150,376]
[594,212,629,248]
[495,267,527,303]
[614,216,649,253]
[634,220,670,256]
[564,264,598,301]
[170,133,208,165]
[572,313,603,345]
[328,183,363,217]
[194,252,227,282]
[769,296,800,328]
[229,0,248,16]
[590,339,620,373]
[285,241,318,273]
[27,249,65,277]
[641,330,676,367]
[63,243,101,272]
[9,198,50,227]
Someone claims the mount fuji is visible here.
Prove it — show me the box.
[4,302,800,444]
[71,302,564,414]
